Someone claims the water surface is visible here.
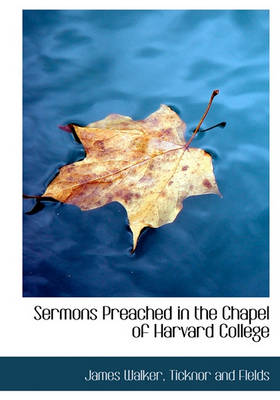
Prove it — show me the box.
[23,10,269,297]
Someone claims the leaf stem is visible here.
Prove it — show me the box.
[184,89,219,150]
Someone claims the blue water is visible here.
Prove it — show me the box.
[23,10,269,297]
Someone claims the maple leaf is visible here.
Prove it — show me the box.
[41,90,221,251]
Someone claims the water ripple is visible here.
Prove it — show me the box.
[23,10,269,297]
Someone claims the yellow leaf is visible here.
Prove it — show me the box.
[43,91,221,251]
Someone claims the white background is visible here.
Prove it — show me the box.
[0,0,278,398]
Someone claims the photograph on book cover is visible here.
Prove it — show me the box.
[23,9,269,298]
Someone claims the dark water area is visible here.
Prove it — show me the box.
[23,10,269,297]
